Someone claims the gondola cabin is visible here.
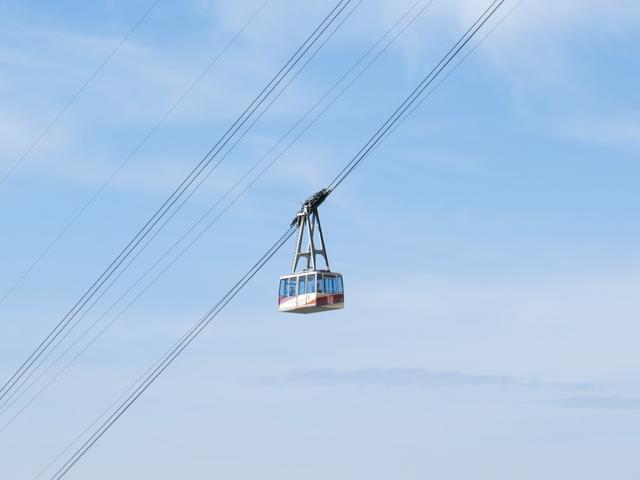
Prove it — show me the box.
[279,188,344,314]
[279,271,344,313]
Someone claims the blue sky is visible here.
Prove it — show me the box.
[1,0,640,478]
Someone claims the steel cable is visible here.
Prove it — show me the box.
[0,0,428,425]
[0,0,362,420]
[0,0,163,189]
[37,2,511,477]
[328,0,505,190]
[47,226,296,480]
[0,0,355,406]
[0,0,272,308]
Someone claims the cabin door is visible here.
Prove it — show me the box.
[297,275,306,309]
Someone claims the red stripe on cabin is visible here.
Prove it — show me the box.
[316,294,344,306]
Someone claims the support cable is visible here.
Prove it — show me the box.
[0,0,361,420]
[47,226,296,480]
[378,0,525,148]
[0,0,162,189]
[0,0,272,308]
[0,0,355,406]
[0,0,424,424]
[328,0,505,191]
[37,2,511,478]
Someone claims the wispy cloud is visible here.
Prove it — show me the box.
[564,115,640,149]
[428,0,640,93]
[0,107,72,165]
[273,368,595,390]
[559,396,640,411]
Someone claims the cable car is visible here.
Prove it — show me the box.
[279,271,344,313]
[279,189,344,313]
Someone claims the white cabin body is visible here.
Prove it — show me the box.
[278,271,344,313]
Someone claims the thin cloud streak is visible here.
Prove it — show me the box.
[559,396,640,411]
[272,368,596,390]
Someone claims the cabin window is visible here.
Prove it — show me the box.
[288,278,297,297]
[298,275,306,295]
[325,276,335,294]
[306,274,316,293]
[279,279,287,297]
[336,276,344,294]
[316,274,324,293]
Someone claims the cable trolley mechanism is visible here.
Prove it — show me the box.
[278,188,344,313]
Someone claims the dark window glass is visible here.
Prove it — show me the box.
[326,276,335,294]
[306,274,315,293]
[279,279,287,297]
[336,275,344,294]
[288,278,296,297]
[317,274,324,293]
[298,276,306,295]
